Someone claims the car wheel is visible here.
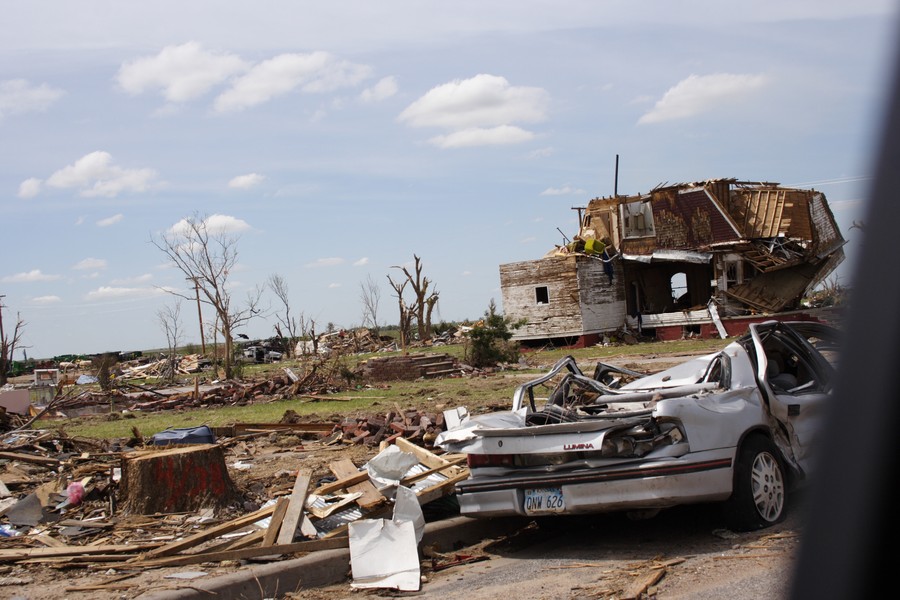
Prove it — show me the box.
[725,435,786,531]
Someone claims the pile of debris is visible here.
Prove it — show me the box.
[18,367,343,420]
[298,328,398,356]
[354,352,466,381]
[117,354,210,378]
[327,408,447,448]
[0,413,470,595]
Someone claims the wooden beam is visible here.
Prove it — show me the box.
[141,503,277,559]
[232,422,336,435]
[400,455,468,485]
[131,537,349,569]
[620,567,666,600]
[199,529,266,554]
[311,470,371,496]
[262,496,290,547]
[276,469,312,546]
[0,544,158,563]
[414,470,470,506]
[328,459,385,510]
[394,437,464,477]
[0,452,60,468]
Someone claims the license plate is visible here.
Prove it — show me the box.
[523,487,565,515]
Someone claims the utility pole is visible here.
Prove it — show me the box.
[0,294,6,347]
[186,278,206,354]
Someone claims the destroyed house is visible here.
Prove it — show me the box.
[500,178,845,343]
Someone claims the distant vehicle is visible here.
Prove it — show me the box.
[437,320,840,531]
[241,346,283,363]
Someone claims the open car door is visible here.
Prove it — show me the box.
[747,321,840,476]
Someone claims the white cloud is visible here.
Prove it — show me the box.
[360,76,398,102]
[527,147,555,159]
[398,74,549,131]
[306,257,345,268]
[541,184,587,196]
[328,283,342,289]
[32,295,61,304]
[353,257,369,266]
[85,286,166,301]
[206,214,251,233]
[638,73,769,124]
[0,79,64,119]
[97,214,124,227]
[228,173,265,189]
[170,213,252,235]
[428,125,535,148]
[116,42,249,103]
[45,151,157,197]
[73,258,107,270]
[214,52,372,113]
[17,178,41,198]
[1,269,60,283]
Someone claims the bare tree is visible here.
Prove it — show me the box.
[359,274,382,336]
[151,213,262,379]
[0,301,25,387]
[157,300,183,382]
[386,275,414,351]
[297,313,319,356]
[391,254,439,341]
[268,274,300,357]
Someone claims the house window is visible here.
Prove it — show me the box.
[722,255,747,290]
[621,199,654,238]
[725,262,739,290]
[671,272,688,307]
[535,286,549,304]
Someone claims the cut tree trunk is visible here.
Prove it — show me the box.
[119,444,239,515]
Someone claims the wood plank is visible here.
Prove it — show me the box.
[0,451,60,467]
[31,534,68,548]
[262,496,290,547]
[620,567,666,600]
[414,470,470,506]
[65,584,134,592]
[400,455,468,485]
[0,544,158,563]
[232,422,336,435]
[395,437,464,477]
[311,470,371,496]
[275,469,312,546]
[200,529,266,554]
[141,503,277,559]
[131,537,349,569]
[328,459,384,510]
[58,519,114,529]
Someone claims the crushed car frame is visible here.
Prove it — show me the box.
[437,320,840,531]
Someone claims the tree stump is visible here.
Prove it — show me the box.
[119,444,239,515]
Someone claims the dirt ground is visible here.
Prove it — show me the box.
[0,347,803,600]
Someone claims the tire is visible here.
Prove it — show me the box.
[724,435,787,531]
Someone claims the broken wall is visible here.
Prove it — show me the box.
[626,261,713,315]
[576,256,627,332]
[500,256,587,340]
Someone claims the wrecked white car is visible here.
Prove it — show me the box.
[436,320,840,531]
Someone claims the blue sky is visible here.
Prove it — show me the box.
[2,1,897,359]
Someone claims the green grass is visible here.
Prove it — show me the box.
[50,335,735,441]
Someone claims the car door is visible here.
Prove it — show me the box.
[748,322,837,475]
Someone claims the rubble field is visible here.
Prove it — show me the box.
[0,342,791,599]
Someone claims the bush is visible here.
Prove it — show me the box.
[464,299,524,368]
